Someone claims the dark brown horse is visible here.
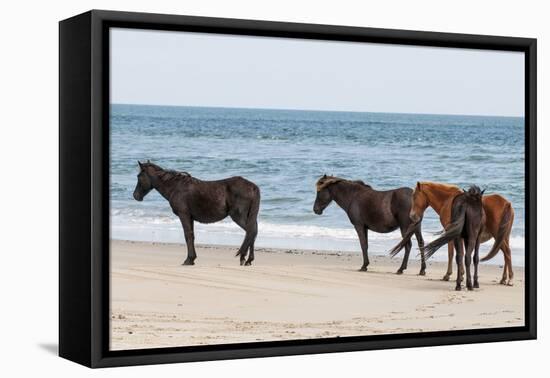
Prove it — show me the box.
[133,161,260,266]
[421,186,486,291]
[313,175,425,274]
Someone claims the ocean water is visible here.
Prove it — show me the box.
[110,104,525,266]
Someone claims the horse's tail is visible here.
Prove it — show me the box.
[481,202,513,262]
[389,221,419,258]
[423,207,466,260]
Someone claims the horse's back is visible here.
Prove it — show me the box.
[222,176,260,198]
[176,176,259,223]
[197,176,259,193]
[353,186,413,231]
[353,186,413,211]
[358,186,411,199]
[482,193,511,211]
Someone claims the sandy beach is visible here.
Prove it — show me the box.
[110,240,524,351]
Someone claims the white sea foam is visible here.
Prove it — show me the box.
[111,213,525,266]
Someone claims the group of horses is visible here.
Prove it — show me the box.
[133,161,515,291]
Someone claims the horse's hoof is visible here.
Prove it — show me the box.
[245,261,253,266]
[455,286,462,291]
[473,282,480,289]
[182,260,195,266]
[418,270,426,276]
[396,269,404,275]
[240,260,246,266]
[358,267,368,272]
[442,275,451,281]
[467,285,474,291]
[499,279,507,285]
[506,280,514,286]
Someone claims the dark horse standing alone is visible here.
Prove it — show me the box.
[313,175,426,274]
[133,161,260,266]
[422,186,486,291]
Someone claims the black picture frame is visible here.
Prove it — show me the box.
[59,9,537,368]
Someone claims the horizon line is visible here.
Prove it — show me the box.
[110,102,525,119]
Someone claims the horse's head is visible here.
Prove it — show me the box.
[133,161,154,201]
[410,182,429,222]
[464,185,485,202]
[313,174,340,215]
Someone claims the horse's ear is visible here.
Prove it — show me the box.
[416,182,421,189]
[323,174,327,178]
[147,159,150,163]
[138,161,143,169]
[481,189,486,195]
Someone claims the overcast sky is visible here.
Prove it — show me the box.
[111,28,524,117]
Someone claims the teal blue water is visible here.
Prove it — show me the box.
[110,104,525,265]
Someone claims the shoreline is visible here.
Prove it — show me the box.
[110,239,525,351]
[110,225,526,266]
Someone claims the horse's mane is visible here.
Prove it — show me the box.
[416,181,461,194]
[142,162,191,182]
[316,175,371,192]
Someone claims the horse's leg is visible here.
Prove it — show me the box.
[502,242,514,286]
[499,246,509,285]
[473,237,481,289]
[443,242,454,281]
[244,221,258,266]
[179,215,197,265]
[231,212,258,266]
[454,238,464,291]
[397,226,412,274]
[415,227,426,276]
[231,214,249,266]
[496,241,511,285]
[247,241,255,266]
[355,224,369,271]
[464,238,475,291]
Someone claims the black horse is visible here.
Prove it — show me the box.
[313,175,425,274]
[133,161,260,266]
[422,185,486,291]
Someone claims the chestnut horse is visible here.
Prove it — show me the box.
[389,181,514,285]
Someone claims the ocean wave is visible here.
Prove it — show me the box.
[111,210,525,249]
[110,213,525,265]
[112,213,438,243]
[263,196,302,204]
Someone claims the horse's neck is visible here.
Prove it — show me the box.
[424,185,460,214]
[151,172,180,201]
[330,182,362,210]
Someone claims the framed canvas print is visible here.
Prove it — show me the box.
[59,10,537,368]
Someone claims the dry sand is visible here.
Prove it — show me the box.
[110,240,524,350]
